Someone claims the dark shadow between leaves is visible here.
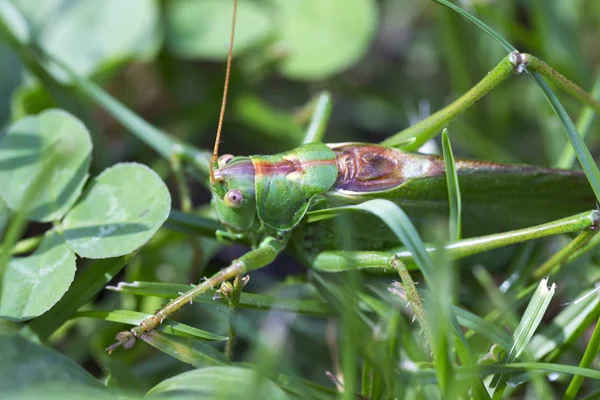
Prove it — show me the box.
[63,222,151,240]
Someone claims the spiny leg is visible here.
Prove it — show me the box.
[107,235,287,352]
[384,51,600,151]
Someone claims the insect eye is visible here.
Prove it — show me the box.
[224,189,244,208]
[218,154,235,168]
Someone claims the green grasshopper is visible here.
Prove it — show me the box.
[5,0,590,352]
[94,1,600,351]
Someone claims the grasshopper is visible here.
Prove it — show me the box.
[95,0,600,352]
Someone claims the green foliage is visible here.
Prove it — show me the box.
[0,109,170,323]
[1,335,101,394]
[11,0,160,77]
[146,366,291,399]
[166,0,270,60]
[0,230,75,321]
[0,109,91,221]
[62,163,171,259]
[1,0,600,399]
[165,0,378,80]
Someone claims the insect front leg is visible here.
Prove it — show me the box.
[107,235,288,353]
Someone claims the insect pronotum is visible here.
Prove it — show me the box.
[97,0,600,352]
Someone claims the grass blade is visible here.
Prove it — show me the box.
[556,73,600,168]
[528,71,600,202]
[441,129,462,241]
[564,315,600,400]
[139,331,230,368]
[431,0,515,52]
[529,287,600,361]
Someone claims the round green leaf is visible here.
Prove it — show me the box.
[146,367,290,400]
[165,0,271,60]
[12,0,161,78]
[0,335,101,395]
[0,109,92,222]
[0,230,76,321]
[62,163,171,259]
[274,0,378,80]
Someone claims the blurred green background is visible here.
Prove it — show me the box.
[3,0,600,174]
[2,0,600,395]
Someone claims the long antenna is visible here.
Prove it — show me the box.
[210,0,238,185]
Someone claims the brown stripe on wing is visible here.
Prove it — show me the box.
[253,157,337,177]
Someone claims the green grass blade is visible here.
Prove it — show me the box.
[441,129,462,241]
[302,92,333,144]
[431,0,515,52]
[528,71,600,202]
[48,56,180,159]
[492,279,556,397]
[74,309,227,341]
[137,331,229,368]
[410,362,600,383]
[453,308,512,351]
[564,314,600,400]
[556,73,600,168]
[529,287,600,361]
[510,279,555,360]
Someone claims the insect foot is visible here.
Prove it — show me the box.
[509,50,529,74]
[106,331,136,354]
[213,281,234,300]
[591,208,600,231]
[106,316,162,353]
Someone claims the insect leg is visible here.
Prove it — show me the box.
[310,208,600,273]
[383,52,600,151]
[107,235,287,352]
